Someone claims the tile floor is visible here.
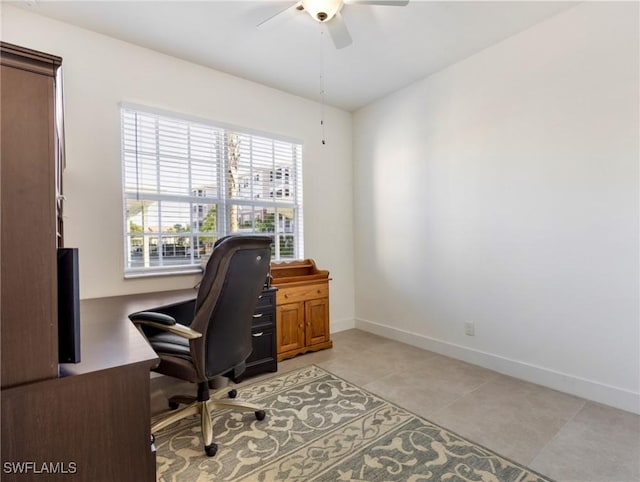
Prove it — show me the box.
[151,329,640,482]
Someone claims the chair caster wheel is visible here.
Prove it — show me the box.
[205,443,218,457]
[228,389,237,399]
[255,410,266,421]
[168,401,180,410]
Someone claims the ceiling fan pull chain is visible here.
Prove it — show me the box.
[320,26,326,145]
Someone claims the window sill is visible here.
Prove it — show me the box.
[124,267,203,279]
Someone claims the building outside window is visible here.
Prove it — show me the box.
[121,105,303,277]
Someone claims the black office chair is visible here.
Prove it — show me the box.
[129,235,272,456]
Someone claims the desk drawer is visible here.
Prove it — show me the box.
[256,289,276,310]
[251,310,275,329]
[240,327,277,380]
[236,286,278,382]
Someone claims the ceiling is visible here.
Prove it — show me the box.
[15,1,577,111]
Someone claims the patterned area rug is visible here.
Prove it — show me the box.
[155,365,553,481]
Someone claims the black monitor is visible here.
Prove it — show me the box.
[57,247,81,363]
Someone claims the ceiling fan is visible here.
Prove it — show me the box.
[257,0,410,49]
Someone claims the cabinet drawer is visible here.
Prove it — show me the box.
[276,283,328,305]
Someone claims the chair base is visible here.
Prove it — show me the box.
[151,384,265,456]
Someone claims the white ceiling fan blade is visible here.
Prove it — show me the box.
[344,0,409,5]
[257,1,302,30]
[327,12,352,49]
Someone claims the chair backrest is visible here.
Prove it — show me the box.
[190,235,272,380]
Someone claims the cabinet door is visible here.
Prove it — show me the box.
[276,302,305,354]
[1,58,59,388]
[305,298,329,346]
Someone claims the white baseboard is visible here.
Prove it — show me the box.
[355,317,640,415]
[330,317,355,334]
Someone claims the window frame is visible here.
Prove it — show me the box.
[120,103,304,278]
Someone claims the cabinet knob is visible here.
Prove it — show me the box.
[298,324,303,328]
[252,313,263,318]
[307,323,311,327]
[284,294,289,298]
[252,332,264,337]
[317,290,321,294]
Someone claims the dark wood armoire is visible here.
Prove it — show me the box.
[1,42,61,388]
[0,42,158,482]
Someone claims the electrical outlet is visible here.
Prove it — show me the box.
[465,321,475,336]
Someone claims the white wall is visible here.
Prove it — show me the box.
[353,2,639,413]
[1,5,355,330]
[4,2,638,413]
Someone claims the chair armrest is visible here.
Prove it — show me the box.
[130,311,177,326]
[135,298,197,326]
[129,311,202,340]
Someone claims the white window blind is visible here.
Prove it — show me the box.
[121,106,303,277]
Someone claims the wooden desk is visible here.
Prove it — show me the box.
[61,289,195,377]
[1,289,194,482]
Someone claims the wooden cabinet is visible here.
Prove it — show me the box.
[271,259,332,361]
[237,287,278,380]
[1,42,62,388]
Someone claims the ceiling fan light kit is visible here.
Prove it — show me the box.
[258,0,409,49]
[302,0,343,23]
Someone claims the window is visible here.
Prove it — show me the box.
[121,105,303,277]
